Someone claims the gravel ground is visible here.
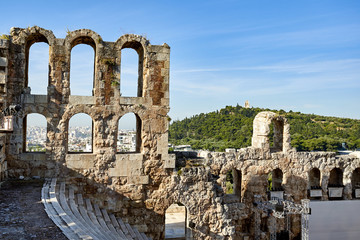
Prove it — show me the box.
[0,179,68,240]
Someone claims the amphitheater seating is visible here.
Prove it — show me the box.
[41,178,151,240]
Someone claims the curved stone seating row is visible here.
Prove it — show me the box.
[42,178,150,240]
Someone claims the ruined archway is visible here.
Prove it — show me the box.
[309,168,321,188]
[165,203,187,239]
[252,111,291,153]
[329,168,343,187]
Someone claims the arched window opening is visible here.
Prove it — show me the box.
[351,168,360,198]
[268,168,284,200]
[225,169,241,197]
[24,113,47,152]
[329,168,343,187]
[120,44,143,97]
[68,113,93,153]
[70,44,95,96]
[27,42,49,94]
[268,168,283,191]
[165,203,187,239]
[117,113,141,153]
[309,168,321,189]
[270,119,284,152]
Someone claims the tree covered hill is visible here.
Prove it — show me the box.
[169,105,360,152]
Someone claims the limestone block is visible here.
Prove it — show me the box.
[109,154,143,177]
[164,154,176,169]
[24,94,35,104]
[109,167,127,177]
[66,154,95,169]
[128,175,149,185]
[161,98,169,106]
[119,97,143,105]
[310,189,322,197]
[0,74,6,84]
[156,53,169,61]
[328,187,343,198]
[69,95,95,105]
[0,57,7,67]
[35,153,47,161]
[20,153,34,161]
[34,94,47,104]
[157,134,168,155]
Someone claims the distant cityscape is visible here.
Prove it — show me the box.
[26,126,136,152]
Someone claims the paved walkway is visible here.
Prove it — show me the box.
[0,179,67,240]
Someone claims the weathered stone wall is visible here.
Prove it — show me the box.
[2,26,174,239]
[1,26,360,240]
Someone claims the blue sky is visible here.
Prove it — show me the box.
[1,0,359,127]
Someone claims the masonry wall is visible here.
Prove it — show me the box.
[3,26,174,239]
[2,26,360,240]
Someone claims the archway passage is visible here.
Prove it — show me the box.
[309,168,321,188]
[329,168,343,187]
[165,203,186,239]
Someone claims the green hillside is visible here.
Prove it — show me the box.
[169,105,360,152]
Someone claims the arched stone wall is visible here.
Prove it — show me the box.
[251,111,292,153]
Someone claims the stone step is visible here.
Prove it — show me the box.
[46,178,82,240]
[42,178,150,240]
[58,182,93,240]
[42,179,79,240]
[68,187,109,240]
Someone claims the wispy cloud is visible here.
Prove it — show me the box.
[173,58,360,75]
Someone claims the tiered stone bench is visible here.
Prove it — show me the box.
[42,178,151,240]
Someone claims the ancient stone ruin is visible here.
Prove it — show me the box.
[0,26,359,240]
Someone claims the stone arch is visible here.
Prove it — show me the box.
[67,113,94,153]
[115,34,150,97]
[16,27,56,92]
[65,29,102,96]
[251,111,291,153]
[309,168,321,188]
[65,29,102,51]
[329,167,344,187]
[117,112,142,153]
[23,112,47,152]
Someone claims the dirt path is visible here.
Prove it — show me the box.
[0,179,67,240]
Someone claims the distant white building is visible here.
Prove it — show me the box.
[174,145,193,151]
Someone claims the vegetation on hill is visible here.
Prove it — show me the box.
[169,105,360,152]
